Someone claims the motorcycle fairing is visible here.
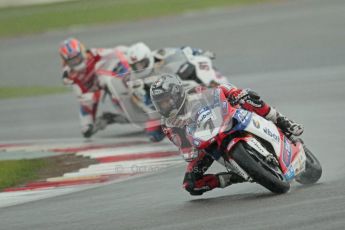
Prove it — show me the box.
[187,88,306,182]
[242,113,306,180]
[231,109,253,132]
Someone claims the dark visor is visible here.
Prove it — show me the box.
[66,53,84,68]
[152,95,175,117]
[130,58,150,72]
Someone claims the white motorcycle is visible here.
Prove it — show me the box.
[105,47,228,128]
[155,47,228,86]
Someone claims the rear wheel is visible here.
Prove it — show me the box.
[295,145,322,184]
[231,142,290,194]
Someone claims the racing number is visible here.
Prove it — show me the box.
[198,62,210,71]
[203,118,215,132]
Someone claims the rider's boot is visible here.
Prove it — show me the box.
[265,108,304,136]
[86,113,128,139]
[93,113,116,133]
[217,172,245,188]
[82,124,95,138]
[94,117,108,131]
[101,112,129,124]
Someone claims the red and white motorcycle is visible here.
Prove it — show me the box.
[185,88,322,193]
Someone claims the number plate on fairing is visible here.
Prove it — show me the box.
[193,106,221,142]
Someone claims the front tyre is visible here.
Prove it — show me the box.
[230,142,290,194]
[295,145,322,184]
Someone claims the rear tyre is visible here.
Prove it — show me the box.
[295,145,322,184]
[231,142,290,194]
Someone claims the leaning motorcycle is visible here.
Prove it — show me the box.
[105,48,228,129]
[154,47,228,86]
[184,88,322,193]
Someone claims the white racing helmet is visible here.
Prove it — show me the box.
[127,42,154,78]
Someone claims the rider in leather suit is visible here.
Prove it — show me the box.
[127,42,223,142]
[59,38,129,138]
[150,73,304,195]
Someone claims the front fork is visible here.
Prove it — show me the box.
[218,156,253,182]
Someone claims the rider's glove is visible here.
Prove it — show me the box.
[229,89,250,106]
[62,70,74,85]
[145,119,165,142]
[128,79,147,99]
[229,89,260,106]
[78,91,101,105]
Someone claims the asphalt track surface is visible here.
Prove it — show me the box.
[1,0,345,229]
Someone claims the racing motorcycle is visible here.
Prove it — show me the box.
[184,88,322,193]
[154,46,228,86]
[103,48,228,129]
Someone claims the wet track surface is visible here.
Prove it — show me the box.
[1,0,345,229]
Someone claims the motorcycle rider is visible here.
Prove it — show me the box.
[126,42,224,142]
[127,42,217,80]
[59,37,129,138]
[150,73,304,195]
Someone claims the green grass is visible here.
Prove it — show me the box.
[0,0,269,37]
[0,159,46,190]
[0,87,68,99]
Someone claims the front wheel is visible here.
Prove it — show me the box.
[230,142,290,194]
[295,145,322,184]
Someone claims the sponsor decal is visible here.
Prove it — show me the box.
[152,89,164,95]
[198,61,210,71]
[235,109,249,122]
[263,127,280,143]
[222,101,228,115]
[284,166,295,181]
[252,119,260,129]
[197,109,212,125]
[197,107,210,115]
[196,108,216,132]
[282,137,292,167]
[233,109,252,131]
[246,99,262,108]
[213,89,221,106]
[249,139,266,155]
